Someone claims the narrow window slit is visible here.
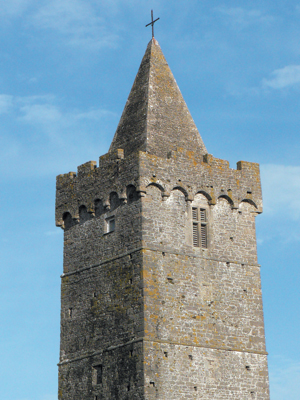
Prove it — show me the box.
[96,365,102,384]
[92,364,103,386]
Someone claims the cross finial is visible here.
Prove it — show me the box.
[145,10,160,38]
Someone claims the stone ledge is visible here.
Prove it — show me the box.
[61,245,261,279]
[58,337,268,367]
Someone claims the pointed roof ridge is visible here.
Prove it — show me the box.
[109,38,207,158]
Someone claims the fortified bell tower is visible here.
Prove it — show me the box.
[55,38,270,399]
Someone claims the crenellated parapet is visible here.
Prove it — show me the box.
[55,150,141,229]
[139,148,263,213]
[56,146,262,229]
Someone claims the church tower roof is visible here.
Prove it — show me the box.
[109,38,207,158]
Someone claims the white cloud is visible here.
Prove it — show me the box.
[215,7,274,27]
[0,94,14,114]
[257,165,300,246]
[0,0,121,49]
[30,0,119,49]
[269,356,300,400]
[0,0,31,17]
[13,94,115,128]
[20,103,62,124]
[75,109,116,120]
[263,65,300,89]
[261,164,300,220]
[0,93,117,179]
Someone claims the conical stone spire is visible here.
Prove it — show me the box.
[109,38,207,158]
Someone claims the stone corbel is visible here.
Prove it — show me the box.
[103,199,110,211]
[162,191,170,201]
[136,185,147,197]
[120,189,127,204]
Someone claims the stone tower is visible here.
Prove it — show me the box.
[55,39,270,399]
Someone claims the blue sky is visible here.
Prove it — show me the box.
[0,1,299,399]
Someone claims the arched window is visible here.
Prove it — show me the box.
[94,199,104,217]
[109,192,120,211]
[63,212,74,230]
[79,205,91,223]
[126,185,139,204]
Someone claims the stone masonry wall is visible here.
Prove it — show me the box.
[138,147,262,264]
[59,341,144,400]
[142,250,266,354]
[62,197,142,274]
[59,249,144,400]
[56,145,268,399]
[143,342,269,399]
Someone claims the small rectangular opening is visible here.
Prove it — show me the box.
[105,216,115,233]
[93,364,103,385]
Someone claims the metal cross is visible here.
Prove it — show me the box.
[145,10,160,38]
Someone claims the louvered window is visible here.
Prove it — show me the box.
[200,208,206,221]
[193,222,199,247]
[201,224,207,248]
[192,207,208,248]
[192,207,198,220]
